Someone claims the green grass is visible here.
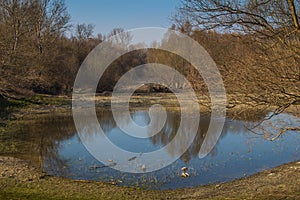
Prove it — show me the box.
[0,178,174,200]
[25,95,71,106]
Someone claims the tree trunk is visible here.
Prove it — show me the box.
[287,0,300,30]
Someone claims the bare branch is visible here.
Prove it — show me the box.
[287,0,300,30]
[270,127,300,141]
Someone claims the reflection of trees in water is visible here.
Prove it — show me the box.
[40,115,76,176]
[150,113,213,162]
[74,109,117,142]
[16,109,269,171]
[15,114,76,174]
[91,110,261,162]
[151,113,260,162]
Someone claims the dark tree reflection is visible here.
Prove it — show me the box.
[12,109,270,171]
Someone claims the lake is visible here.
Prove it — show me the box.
[11,109,300,190]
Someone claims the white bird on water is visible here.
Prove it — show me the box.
[181,166,190,178]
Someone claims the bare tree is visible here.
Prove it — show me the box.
[0,0,31,63]
[0,0,71,98]
[73,23,97,65]
[0,0,70,62]
[75,23,95,40]
[175,0,300,138]
[28,0,70,54]
[109,28,133,50]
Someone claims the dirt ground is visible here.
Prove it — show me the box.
[0,156,300,199]
[0,94,300,199]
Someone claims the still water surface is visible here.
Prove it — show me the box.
[16,109,300,189]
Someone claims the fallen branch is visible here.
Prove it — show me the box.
[270,127,300,141]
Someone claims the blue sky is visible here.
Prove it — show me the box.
[65,0,181,36]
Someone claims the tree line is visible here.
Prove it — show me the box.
[173,0,300,135]
[0,0,299,119]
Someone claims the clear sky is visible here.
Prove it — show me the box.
[65,0,181,36]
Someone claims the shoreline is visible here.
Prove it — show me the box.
[4,93,287,116]
[0,156,299,199]
[1,94,300,199]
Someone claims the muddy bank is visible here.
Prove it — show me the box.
[3,93,284,119]
[0,156,300,199]
[1,94,300,199]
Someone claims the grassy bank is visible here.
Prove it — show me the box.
[0,94,299,199]
[0,156,299,199]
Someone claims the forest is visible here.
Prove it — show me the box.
[0,0,300,199]
[0,0,298,115]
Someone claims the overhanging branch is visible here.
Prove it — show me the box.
[287,0,300,30]
[270,127,300,141]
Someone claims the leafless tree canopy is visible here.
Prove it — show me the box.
[174,0,300,136]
